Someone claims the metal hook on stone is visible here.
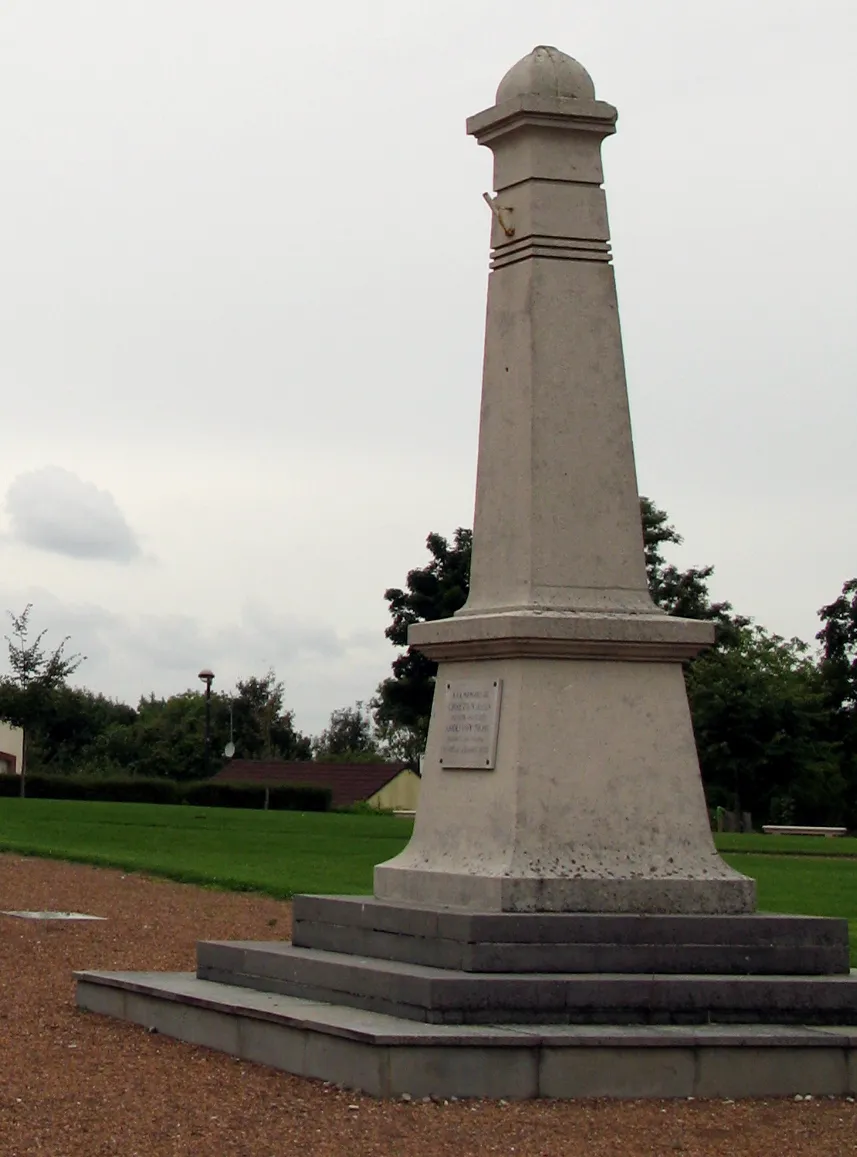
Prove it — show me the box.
[482,192,515,238]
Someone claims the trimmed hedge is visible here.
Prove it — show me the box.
[0,773,330,812]
[182,782,266,809]
[184,781,331,812]
[17,774,181,804]
[266,783,332,812]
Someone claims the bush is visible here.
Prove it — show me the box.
[0,774,21,797]
[266,783,331,812]
[23,774,89,800]
[20,774,181,804]
[181,781,267,809]
[0,772,330,811]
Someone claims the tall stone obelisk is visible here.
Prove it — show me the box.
[77,47,856,1099]
[375,46,754,915]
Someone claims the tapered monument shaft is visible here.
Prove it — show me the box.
[375,47,754,914]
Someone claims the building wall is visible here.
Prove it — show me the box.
[0,721,24,775]
[368,769,421,812]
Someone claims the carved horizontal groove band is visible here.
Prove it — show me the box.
[491,236,611,269]
[414,637,708,663]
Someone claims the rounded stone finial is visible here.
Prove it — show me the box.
[495,45,596,104]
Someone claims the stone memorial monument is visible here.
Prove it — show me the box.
[77,46,857,1100]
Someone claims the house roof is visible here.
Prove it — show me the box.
[212,760,413,809]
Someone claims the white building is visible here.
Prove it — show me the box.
[0,721,24,775]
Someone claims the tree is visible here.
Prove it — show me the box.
[373,529,471,757]
[816,578,857,826]
[640,497,747,644]
[313,702,380,762]
[79,670,312,780]
[0,605,84,791]
[686,625,843,824]
[374,506,739,758]
[228,672,312,762]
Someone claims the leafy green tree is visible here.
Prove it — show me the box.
[374,529,471,756]
[0,605,84,791]
[817,577,857,825]
[227,671,312,762]
[686,625,843,824]
[640,497,747,644]
[313,702,380,762]
[374,507,740,758]
[27,686,135,774]
[81,671,312,780]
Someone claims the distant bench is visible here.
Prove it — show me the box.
[761,825,848,838]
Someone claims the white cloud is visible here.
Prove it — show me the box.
[4,467,141,563]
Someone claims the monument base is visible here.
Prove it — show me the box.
[75,894,857,1097]
[75,970,857,1099]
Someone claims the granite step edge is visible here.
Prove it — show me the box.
[74,970,857,1048]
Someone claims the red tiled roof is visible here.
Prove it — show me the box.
[212,760,412,809]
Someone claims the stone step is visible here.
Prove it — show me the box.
[74,969,857,1099]
[291,895,850,975]
[195,940,857,1025]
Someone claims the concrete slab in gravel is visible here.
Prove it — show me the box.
[3,910,106,921]
[75,970,857,1098]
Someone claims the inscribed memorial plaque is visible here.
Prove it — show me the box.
[438,679,502,769]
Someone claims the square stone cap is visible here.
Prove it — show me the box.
[409,609,715,662]
[467,94,618,142]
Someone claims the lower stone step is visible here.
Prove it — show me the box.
[74,969,857,1099]
[196,941,857,1025]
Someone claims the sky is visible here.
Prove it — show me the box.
[1,0,855,736]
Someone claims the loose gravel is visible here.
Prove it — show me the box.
[0,853,855,1156]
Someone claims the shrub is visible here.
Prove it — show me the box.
[0,772,330,811]
[14,774,180,804]
[266,783,331,812]
[181,781,267,809]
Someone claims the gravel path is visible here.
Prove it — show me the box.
[0,853,855,1156]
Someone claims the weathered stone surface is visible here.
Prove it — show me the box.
[291,896,850,975]
[372,47,756,915]
[195,941,857,1026]
[76,970,857,1098]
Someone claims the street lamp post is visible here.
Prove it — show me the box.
[198,668,214,778]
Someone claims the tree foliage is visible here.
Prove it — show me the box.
[686,626,843,823]
[313,702,380,762]
[640,497,747,643]
[373,529,471,757]
[816,577,857,824]
[0,612,310,781]
[0,605,85,780]
[374,502,857,827]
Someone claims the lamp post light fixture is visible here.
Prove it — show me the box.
[198,668,214,778]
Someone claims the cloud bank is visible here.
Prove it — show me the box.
[5,467,141,563]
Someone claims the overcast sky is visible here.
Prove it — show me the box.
[1,0,855,735]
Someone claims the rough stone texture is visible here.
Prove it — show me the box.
[76,969,857,1099]
[291,896,851,975]
[375,659,754,913]
[373,46,753,915]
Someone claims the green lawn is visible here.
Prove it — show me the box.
[0,798,413,898]
[715,832,857,858]
[0,799,854,965]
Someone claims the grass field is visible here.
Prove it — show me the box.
[0,799,854,964]
[0,798,413,897]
